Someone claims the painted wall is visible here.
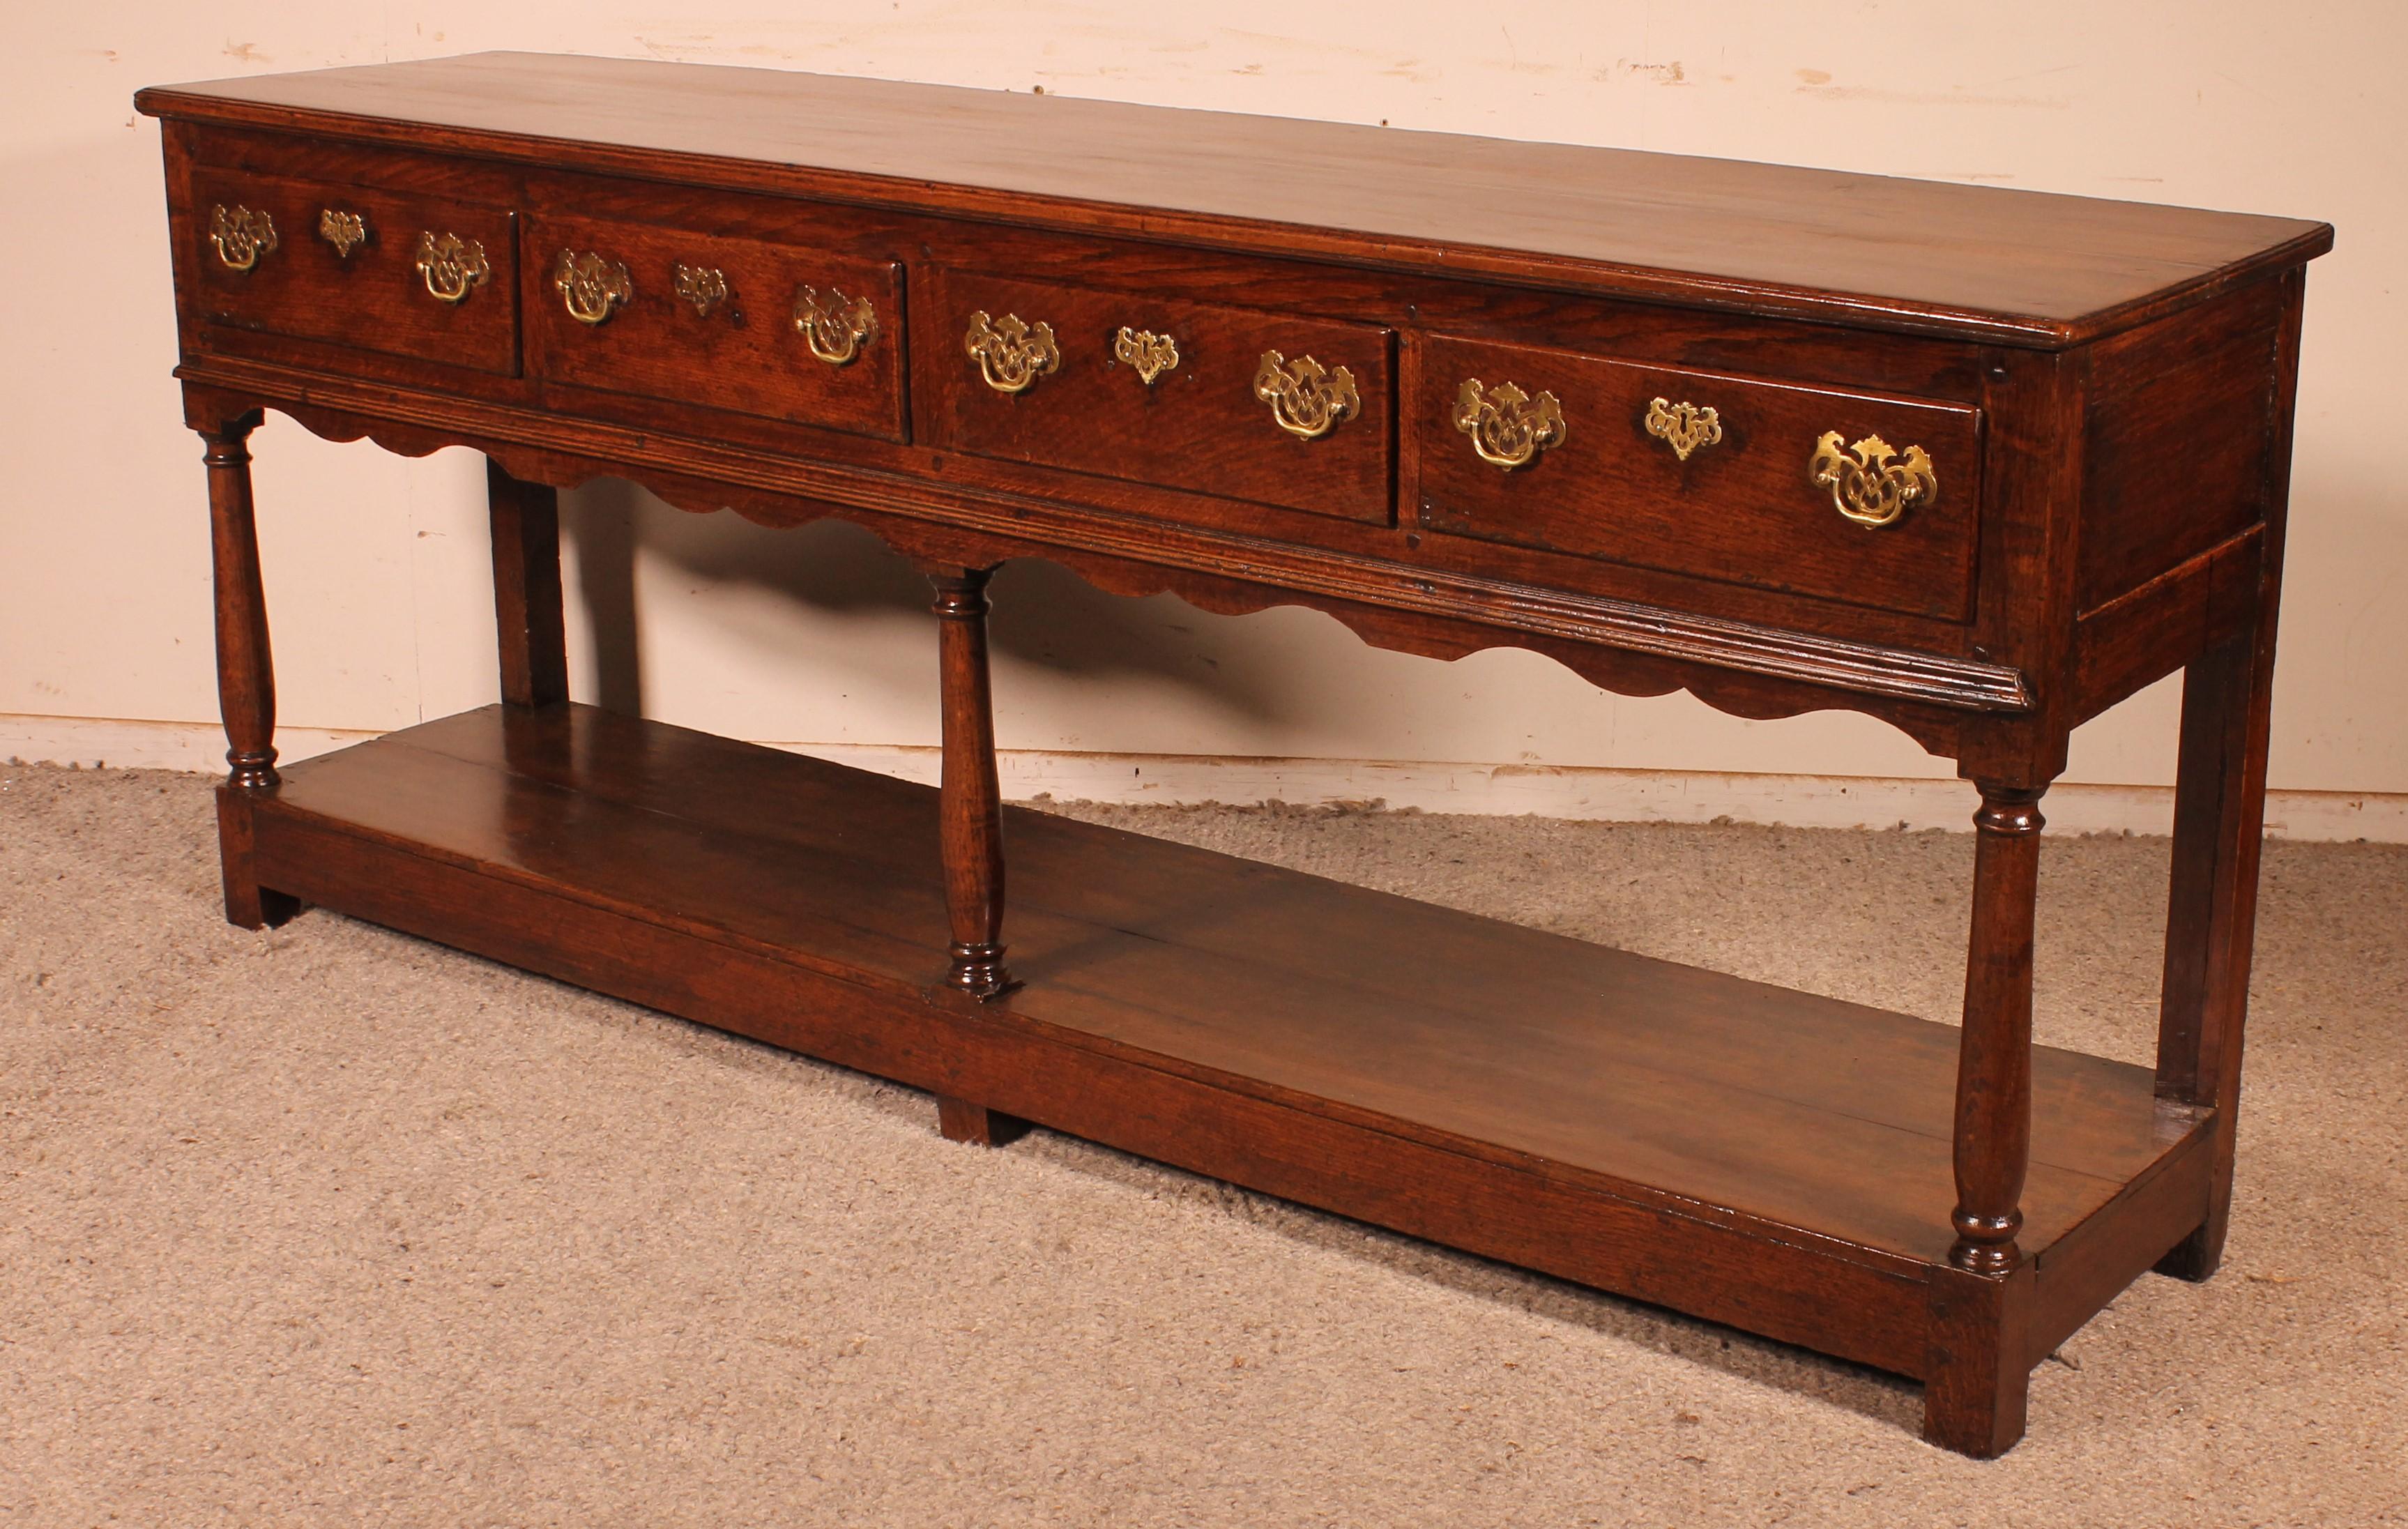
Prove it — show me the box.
[4,3,2400,816]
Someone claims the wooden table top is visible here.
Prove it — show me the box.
[139,52,2329,344]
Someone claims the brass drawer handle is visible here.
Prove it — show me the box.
[673,264,729,318]
[795,286,878,365]
[208,205,277,273]
[1254,350,1359,441]
[1810,432,1937,528]
[1644,397,1722,461]
[1113,326,1179,386]
[1453,379,1566,471]
[554,250,632,325]
[417,231,491,305]
[965,310,1059,394]
[317,209,367,259]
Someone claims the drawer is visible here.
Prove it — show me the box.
[927,271,1393,524]
[187,167,517,375]
[1412,335,1982,621]
[526,214,907,443]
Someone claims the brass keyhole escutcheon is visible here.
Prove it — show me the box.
[1113,326,1180,386]
[554,250,633,326]
[208,205,277,273]
[1253,350,1359,441]
[965,310,1060,394]
[1809,431,1937,528]
[1454,379,1567,471]
[1643,397,1721,462]
[317,209,368,259]
[795,286,878,365]
[416,231,491,305]
[673,264,729,319]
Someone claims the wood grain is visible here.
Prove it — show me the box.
[240,788,1947,1376]
[484,460,568,709]
[2075,280,2285,611]
[257,704,2207,1272]
[188,163,519,376]
[137,56,2325,1456]
[167,356,2035,736]
[137,52,2331,346]
[524,211,908,441]
[924,268,1394,524]
[1412,333,1982,620]
[1950,788,2046,1276]
[927,567,1014,1001]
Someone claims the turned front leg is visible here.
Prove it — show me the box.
[201,411,296,929]
[1923,782,2046,1457]
[204,416,277,791]
[928,567,1014,1000]
[1951,784,2045,1274]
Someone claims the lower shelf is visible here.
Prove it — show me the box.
[236,702,2211,1387]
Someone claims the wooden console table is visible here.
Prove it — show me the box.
[137,54,2327,1456]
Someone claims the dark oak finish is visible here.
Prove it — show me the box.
[1411,332,1983,619]
[2152,269,2304,1282]
[188,164,521,376]
[136,53,2328,1458]
[199,409,300,932]
[201,412,276,793]
[925,269,1396,524]
[525,213,908,441]
[138,52,2326,345]
[1923,1262,2032,1457]
[2075,279,2289,614]
[1951,788,2045,1277]
[485,461,568,709]
[237,703,2209,1331]
[936,1095,1032,1148]
[927,567,1014,1001]
[2152,640,2275,1281]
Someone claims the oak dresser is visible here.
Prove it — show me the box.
[135,52,2330,1456]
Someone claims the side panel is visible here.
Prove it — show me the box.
[2075,279,2288,614]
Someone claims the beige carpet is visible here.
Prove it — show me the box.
[3,761,2401,1526]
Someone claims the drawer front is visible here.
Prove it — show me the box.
[1413,335,1982,620]
[927,271,1393,524]
[188,167,518,375]
[526,214,907,443]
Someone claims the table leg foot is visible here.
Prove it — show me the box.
[2154,1222,2220,1283]
[213,786,299,930]
[1922,1263,2033,1459]
[936,1094,1030,1148]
